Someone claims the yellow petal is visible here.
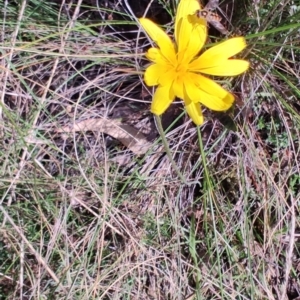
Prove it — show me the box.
[146,48,174,65]
[139,18,176,64]
[175,0,202,39]
[172,77,184,99]
[182,73,199,102]
[190,37,247,71]
[151,84,175,115]
[159,68,177,86]
[184,73,234,111]
[184,100,204,125]
[175,0,207,62]
[192,59,250,76]
[146,48,161,63]
[145,64,168,86]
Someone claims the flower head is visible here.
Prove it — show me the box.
[139,0,249,125]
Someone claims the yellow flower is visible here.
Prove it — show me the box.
[139,0,249,125]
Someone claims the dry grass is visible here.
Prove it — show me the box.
[0,0,300,299]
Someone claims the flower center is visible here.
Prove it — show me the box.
[174,56,188,76]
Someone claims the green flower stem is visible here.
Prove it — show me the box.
[155,115,198,186]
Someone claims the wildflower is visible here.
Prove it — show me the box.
[139,0,249,125]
